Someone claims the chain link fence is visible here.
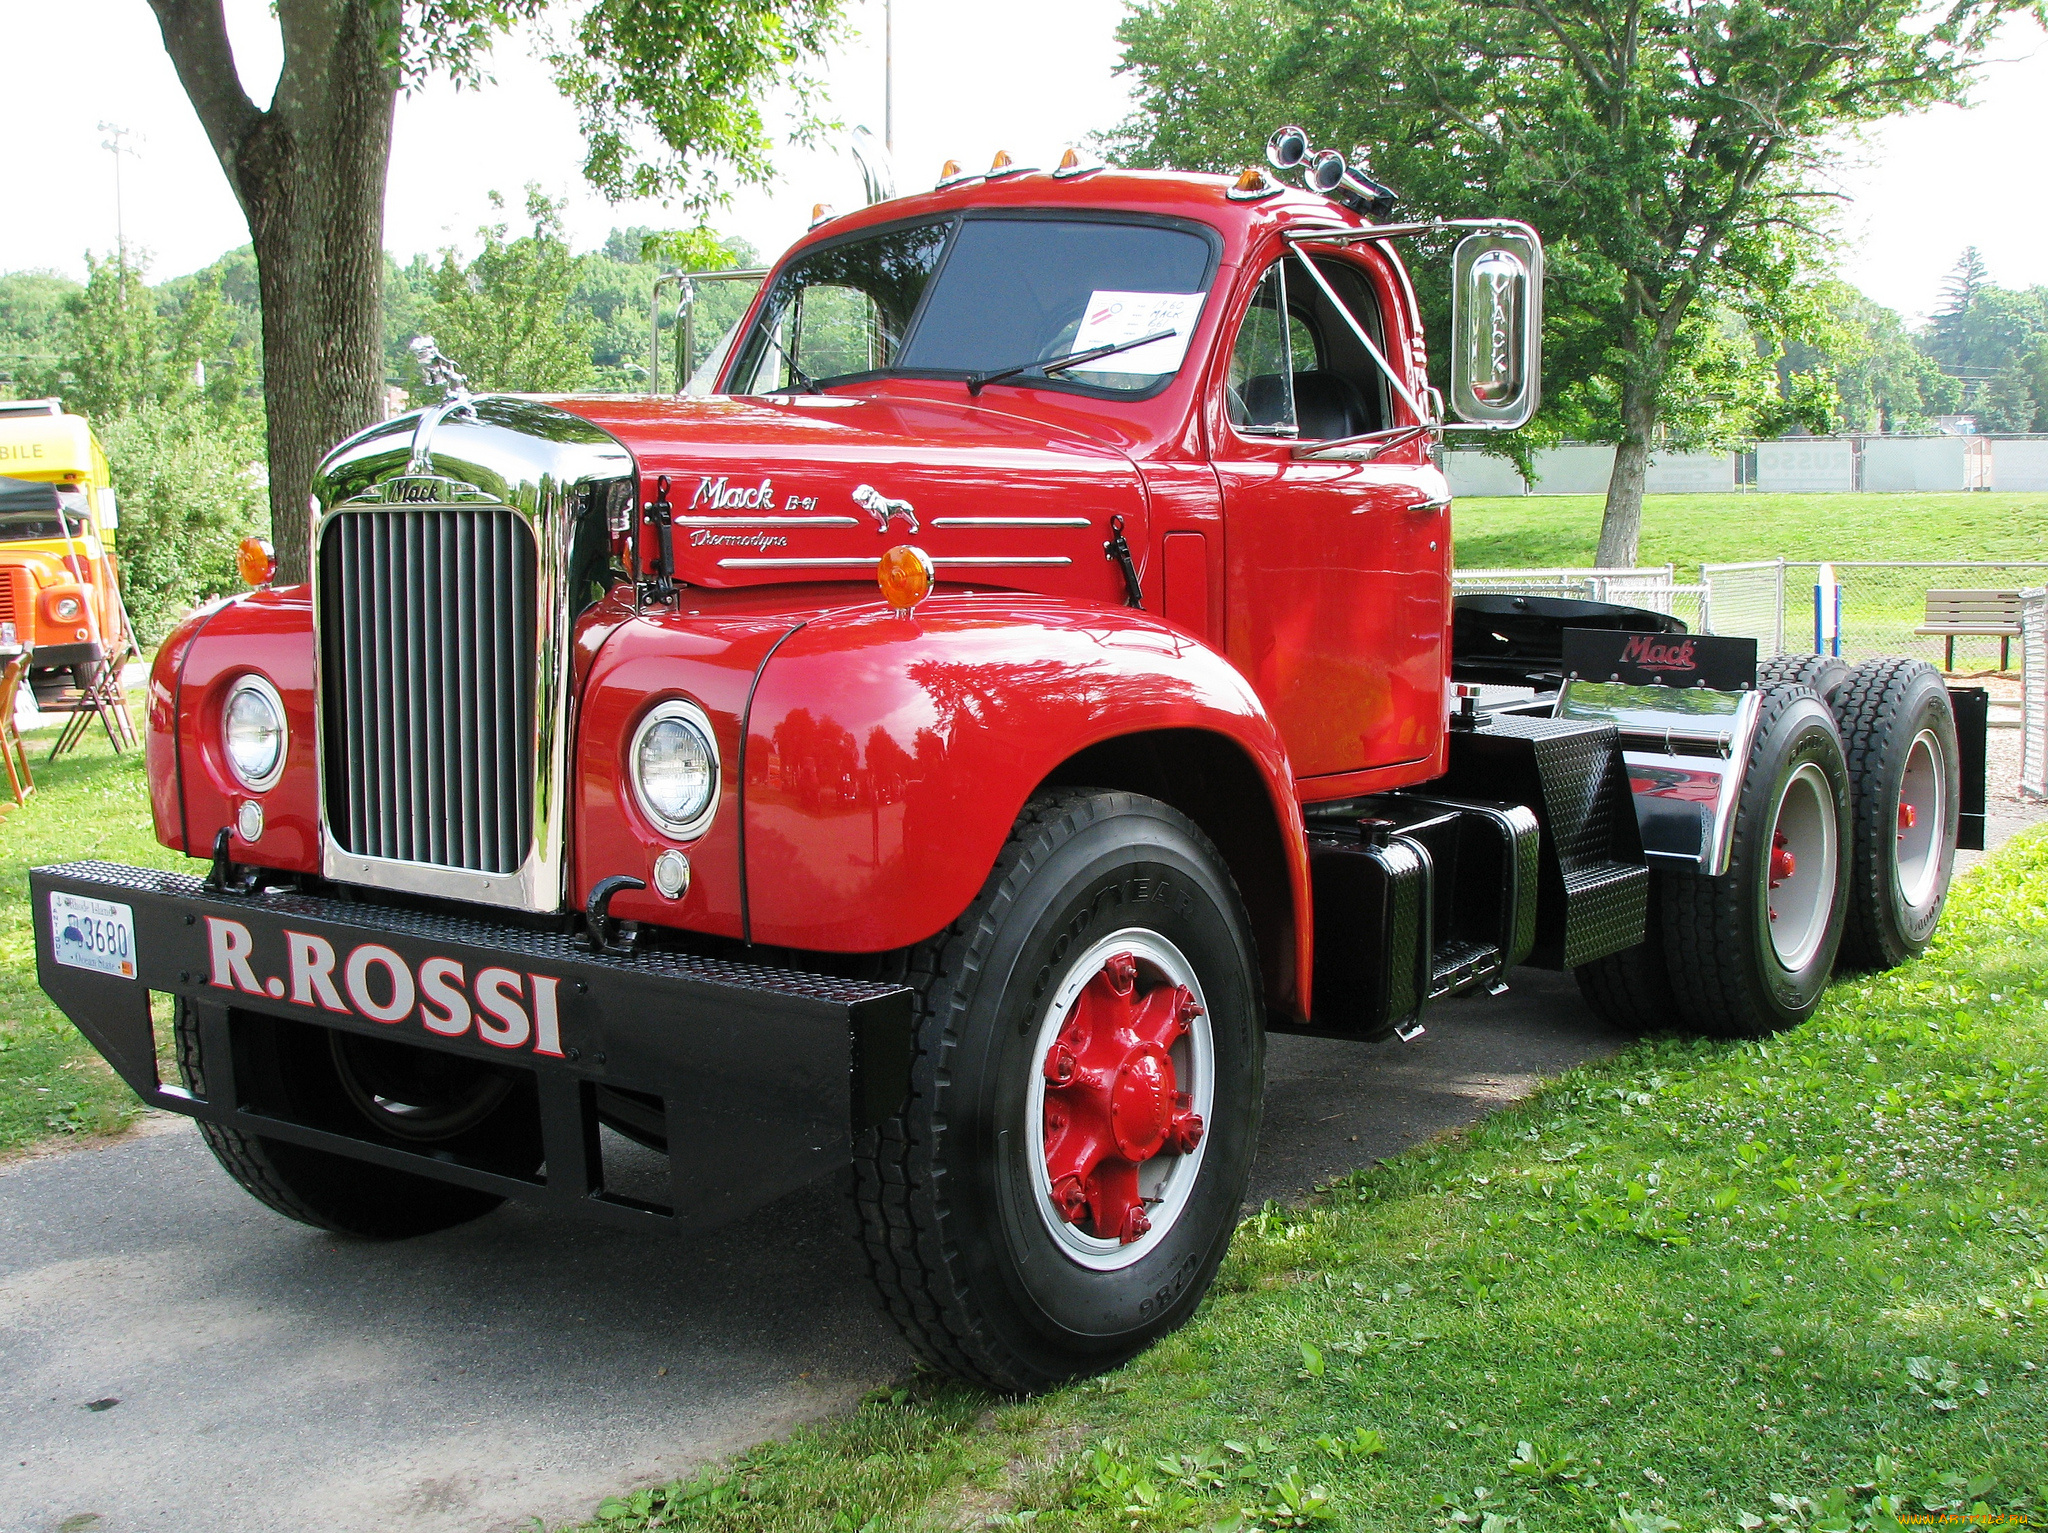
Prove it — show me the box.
[1449,566,1712,632]
[1698,561,2048,669]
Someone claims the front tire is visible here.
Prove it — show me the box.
[851,789,1264,1393]
[175,1001,542,1237]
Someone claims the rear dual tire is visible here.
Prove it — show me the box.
[1577,656,1960,1038]
[1833,659,1959,970]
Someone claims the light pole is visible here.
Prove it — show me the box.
[98,122,142,278]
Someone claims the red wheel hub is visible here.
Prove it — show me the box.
[1769,830,1797,887]
[1897,800,1917,836]
[1042,952,1205,1244]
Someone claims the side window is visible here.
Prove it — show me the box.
[1225,255,1391,443]
[1226,264,1297,435]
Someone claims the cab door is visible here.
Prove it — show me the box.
[1213,250,1448,782]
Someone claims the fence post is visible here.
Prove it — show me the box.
[2023,589,2046,803]
[1772,557,1786,656]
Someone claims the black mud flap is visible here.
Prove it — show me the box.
[1948,686,1989,852]
[32,860,913,1237]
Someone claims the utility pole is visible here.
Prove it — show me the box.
[884,0,894,153]
[98,122,141,279]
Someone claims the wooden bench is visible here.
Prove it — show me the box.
[1915,588,2023,672]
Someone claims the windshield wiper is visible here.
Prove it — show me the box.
[761,331,822,394]
[965,327,1180,396]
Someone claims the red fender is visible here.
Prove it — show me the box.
[148,588,320,871]
[741,593,1313,1009]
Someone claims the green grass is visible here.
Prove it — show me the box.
[0,708,197,1155]
[561,831,2048,1532]
[1452,490,2048,577]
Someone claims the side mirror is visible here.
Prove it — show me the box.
[1449,227,1543,428]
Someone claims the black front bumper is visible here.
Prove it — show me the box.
[31,861,913,1236]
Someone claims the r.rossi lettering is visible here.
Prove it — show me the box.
[205,917,565,1057]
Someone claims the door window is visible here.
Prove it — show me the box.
[1224,256,1390,442]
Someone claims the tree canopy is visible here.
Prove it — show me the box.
[147,0,843,576]
[1108,0,2045,561]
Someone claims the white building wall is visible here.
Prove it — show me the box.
[1442,451,1527,497]
[1643,451,1736,493]
[1990,438,2048,492]
[1528,444,1616,495]
[1861,435,1969,493]
[1757,438,1854,492]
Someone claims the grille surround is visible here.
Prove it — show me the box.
[320,506,539,876]
[309,396,634,914]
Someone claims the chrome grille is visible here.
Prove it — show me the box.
[319,508,538,875]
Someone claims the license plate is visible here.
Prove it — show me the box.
[50,891,137,979]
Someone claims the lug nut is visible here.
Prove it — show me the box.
[1043,1043,1077,1084]
[1103,952,1138,994]
[1118,1206,1152,1244]
[1050,1174,1088,1223]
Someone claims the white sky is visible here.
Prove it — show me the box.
[1,0,2041,324]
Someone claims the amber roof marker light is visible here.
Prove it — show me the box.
[878,544,935,615]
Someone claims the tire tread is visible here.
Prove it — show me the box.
[1833,656,1953,970]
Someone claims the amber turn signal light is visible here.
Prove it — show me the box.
[237,535,276,588]
[877,545,934,613]
[990,150,1013,171]
[1057,147,1082,171]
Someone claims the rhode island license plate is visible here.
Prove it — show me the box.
[50,891,137,979]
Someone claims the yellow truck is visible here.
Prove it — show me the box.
[0,400,131,700]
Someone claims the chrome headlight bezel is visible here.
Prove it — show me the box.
[629,698,720,841]
[222,674,288,792]
[52,596,83,622]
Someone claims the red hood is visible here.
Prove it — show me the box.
[552,391,1148,604]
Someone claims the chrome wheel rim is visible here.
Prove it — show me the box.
[1895,728,1945,911]
[1765,761,1839,971]
[1025,928,1215,1272]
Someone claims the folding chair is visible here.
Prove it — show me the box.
[47,640,139,760]
[0,649,35,808]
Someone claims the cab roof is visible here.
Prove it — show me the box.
[792,165,1371,270]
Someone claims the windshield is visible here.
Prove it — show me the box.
[727,215,1215,396]
[0,510,88,541]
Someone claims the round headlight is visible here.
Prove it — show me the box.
[53,597,82,621]
[223,676,286,791]
[630,700,719,839]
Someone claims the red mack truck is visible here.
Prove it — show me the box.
[33,132,1986,1393]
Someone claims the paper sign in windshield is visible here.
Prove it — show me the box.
[1071,292,1203,376]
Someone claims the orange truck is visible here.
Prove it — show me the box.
[0,400,131,699]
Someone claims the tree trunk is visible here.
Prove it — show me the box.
[1595,366,1661,568]
[148,0,397,583]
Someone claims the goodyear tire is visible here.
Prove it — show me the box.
[851,789,1264,1393]
[1662,686,1852,1037]
[1757,652,1851,704]
[1833,658,1960,970]
[175,1000,543,1237]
